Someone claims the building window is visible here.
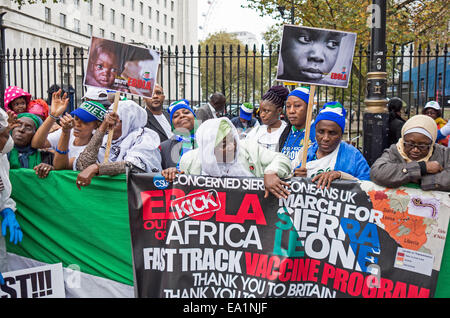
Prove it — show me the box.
[156,29,160,42]
[164,0,167,8]
[164,31,167,44]
[130,18,135,32]
[100,28,105,38]
[131,0,135,10]
[121,14,125,28]
[110,9,115,24]
[60,13,66,28]
[140,22,144,35]
[156,10,160,23]
[88,24,93,36]
[148,26,152,39]
[45,7,51,23]
[121,36,126,43]
[73,18,80,32]
[164,14,167,26]
[88,0,93,15]
[171,17,174,29]
[171,34,174,46]
[140,1,143,15]
[111,32,116,40]
[148,6,152,19]
[99,4,104,20]
[73,0,79,7]
[171,1,174,11]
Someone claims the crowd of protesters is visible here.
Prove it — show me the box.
[0,83,449,284]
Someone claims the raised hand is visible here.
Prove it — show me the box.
[6,110,19,132]
[59,113,75,133]
[99,112,120,133]
[50,89,69,118]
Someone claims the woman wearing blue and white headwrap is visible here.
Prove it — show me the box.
[160,99,198,171]
[294,101,370,189]
[75,100,162,189]
[279,86,316,169]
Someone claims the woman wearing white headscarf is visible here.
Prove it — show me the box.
[0,108,23,285]
[164,117,292,199]
[75,100,162,189]
[371,115,450,191]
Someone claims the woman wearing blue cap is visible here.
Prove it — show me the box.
[294,101,370,189]
[279,86,316,169]
[160,99,198,172]
[31,89,106,170]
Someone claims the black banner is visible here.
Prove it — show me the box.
[128,173,449,298]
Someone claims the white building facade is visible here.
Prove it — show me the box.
[0,0,199,106]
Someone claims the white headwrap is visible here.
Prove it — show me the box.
[98,100,162,172]
[196,117,253,177]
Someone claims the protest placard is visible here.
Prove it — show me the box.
[84,37,160,98]
[277,25,357,88]
[0,263,65,298]
[128,173,450,298]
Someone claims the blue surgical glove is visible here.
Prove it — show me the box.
[1,208,23,245]
[0,272,4,285]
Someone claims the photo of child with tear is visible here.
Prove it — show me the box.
[276,25,357,88]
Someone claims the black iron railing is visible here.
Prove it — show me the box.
[0,42,448,150]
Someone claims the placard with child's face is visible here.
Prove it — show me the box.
[84,37,160,98]
[277,25,357,88]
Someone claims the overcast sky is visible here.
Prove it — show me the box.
[197,0,279,44]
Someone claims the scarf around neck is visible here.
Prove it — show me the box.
[8,145,40,169]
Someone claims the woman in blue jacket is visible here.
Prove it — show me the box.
[294,101,370,189]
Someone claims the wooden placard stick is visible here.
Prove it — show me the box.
[103,91,120,163]
[300,85,316,167]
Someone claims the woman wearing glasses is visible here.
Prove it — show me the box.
[370,115,450,192]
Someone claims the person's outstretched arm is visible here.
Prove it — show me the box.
[31,89,68,149]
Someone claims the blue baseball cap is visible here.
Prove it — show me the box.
[71,101,107,122]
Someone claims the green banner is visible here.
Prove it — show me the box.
[6,169,133,286]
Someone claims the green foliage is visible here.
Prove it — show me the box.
[199,32,268,108]
[245,0,449,46]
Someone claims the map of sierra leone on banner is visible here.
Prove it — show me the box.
[127,173,450,298]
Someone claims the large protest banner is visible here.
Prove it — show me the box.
[128,173,450,298]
